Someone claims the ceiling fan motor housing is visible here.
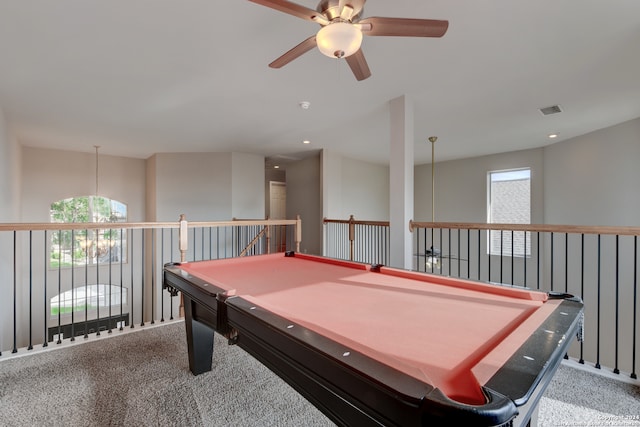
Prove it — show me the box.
[317,0,365,21]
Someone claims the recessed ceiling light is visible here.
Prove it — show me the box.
[299,101,310,110]
[548,134,558,139]
[274,165,280,169]
[302,140,311,144]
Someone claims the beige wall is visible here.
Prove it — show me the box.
[0,108,20,222]
[20,147,146,222]
[148,152,264,222]
[232,152,265,219]
[321,149,389,221]
[414,147,545,224]
[544,117,640,226]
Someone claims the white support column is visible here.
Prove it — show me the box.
[389,95,414,270]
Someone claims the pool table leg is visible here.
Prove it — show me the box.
[183,295,215,375]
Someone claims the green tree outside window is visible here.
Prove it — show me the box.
[50,196,127,268]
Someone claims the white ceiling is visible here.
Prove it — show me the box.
[1,1,639,166]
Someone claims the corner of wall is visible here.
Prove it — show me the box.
[0,106,21,222]
[145,154,157,222]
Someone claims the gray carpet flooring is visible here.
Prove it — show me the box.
[1,321,638,427]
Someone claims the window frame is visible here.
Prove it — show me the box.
[487,168,532,258]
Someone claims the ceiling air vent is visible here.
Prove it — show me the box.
[539,105,563,116]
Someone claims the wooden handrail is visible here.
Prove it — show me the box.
[409,221,640,236]
[323,217,640,236]
[323,217,389,227]
[0,218,301,232]
[0,222,179,231]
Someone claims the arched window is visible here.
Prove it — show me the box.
[49,195,128,267]
[50,285,129,318]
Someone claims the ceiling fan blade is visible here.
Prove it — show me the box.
[345,49,371,81]
[359,17,449,37]
[249,0,321,23]
[268,36,317,69]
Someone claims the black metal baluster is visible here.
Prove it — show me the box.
[130,229,135,329]
[84,228,89,339]
[108,230,113,334]
[511,230,514,286]
[536,232,540,290]
[614,235,620,374]
[161,229,165,323]
[170,227,174,263]
[43,230,48,348]
[499,230,503,284]
[423,228,427,273]
[579,233,584,364]
[563,232,569,360]
[550,232,554,292]
[430,227,435,273]
[70,230,75,342]
[96,230,100,337]
[457,229,461,278]
[13,231,17,353]
[477,229,481,281]
[447,228,451,276]
[415,226,420,272]
[523,230,527,288]
[57,230,62,344]
[141,228,145,327]
[632,235,638,379]
[596,234,601,369]
[151,228,155,325]
[467,229,470,279]
[28,230,33,350]
[439,228,443,275]
[565,233,569,293]
[488,229,492,283]
[120,228,124,330]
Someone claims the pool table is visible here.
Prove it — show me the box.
[163,252,583,427]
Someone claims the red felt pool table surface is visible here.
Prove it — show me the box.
[178,252,561,405]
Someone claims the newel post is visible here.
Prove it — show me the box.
[295,215,302,252]
[179,214,188,263]
[348,215,355,261]
[178,214,188,318]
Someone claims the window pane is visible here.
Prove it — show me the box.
[49,196,128,267]
[488,169,531,256]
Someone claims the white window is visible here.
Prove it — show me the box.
[488,169,531,256]
[49,195,129,319]
[50,284,129,318]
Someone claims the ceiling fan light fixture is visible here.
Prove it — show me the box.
[316,22,362,59]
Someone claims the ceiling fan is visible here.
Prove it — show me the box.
[249,0,449,81]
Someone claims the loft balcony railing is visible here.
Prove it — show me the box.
[323,216,639,381]
[0,216,301,356]
[323,215,391,266]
